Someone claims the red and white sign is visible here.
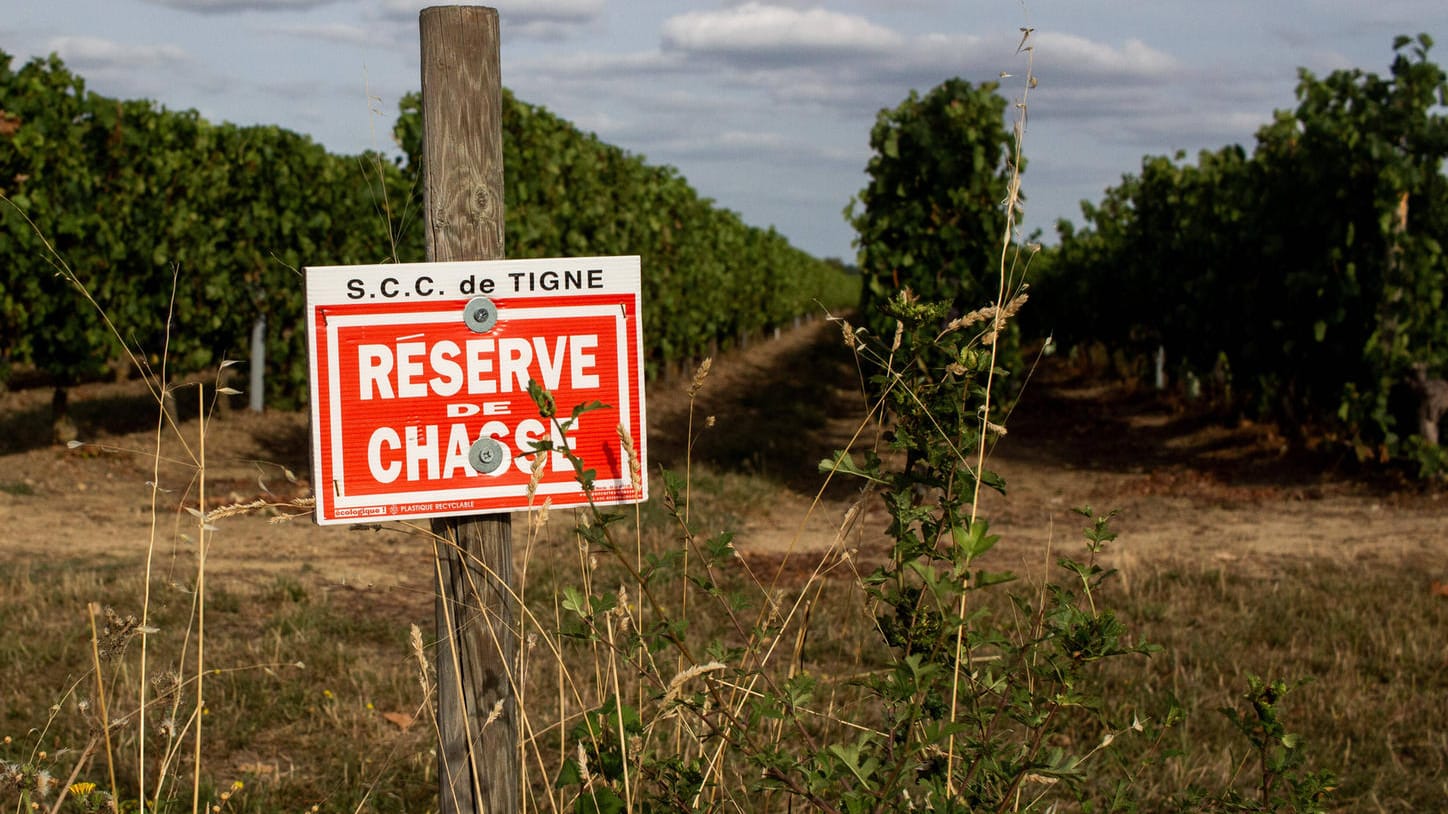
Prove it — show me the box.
[305,256,647,525]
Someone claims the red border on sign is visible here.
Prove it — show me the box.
[306,259,646,525]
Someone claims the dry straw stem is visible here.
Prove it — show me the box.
[85,603,119,803]
[620,420,648,698]
[946,22,1039,793]
[684,356,713,527]
[603,614,635,810]
[7,160,478,811]
[410,520,675,812]
[0,201,267,810]
[680,479,878,810]
[190,385,209,814]
[529,375,839,808]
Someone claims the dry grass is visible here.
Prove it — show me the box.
[5,23,1443,813]
[3,463,1447,812]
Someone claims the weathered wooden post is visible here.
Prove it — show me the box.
[249,315,266,411]
[419,7,517,813]
[304,14,646,812]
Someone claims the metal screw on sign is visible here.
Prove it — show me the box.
[468,437,506,474]
[464,296,498,333]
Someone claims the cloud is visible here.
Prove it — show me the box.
[1120,109,1271,149]
[508,9,1204,166]
[662,2,905,65]
[649,8,1183,118]
[46,35,189,70]
[265,21,375,46]
[493,0,604,24]
[1025,67,1288,160]
[512,50,696,83]
[1030,33,1180,84]
[651,127,859,166]
[140,0,338,12]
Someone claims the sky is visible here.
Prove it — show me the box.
[5,1,1447,261]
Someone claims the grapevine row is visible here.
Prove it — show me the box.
[0,50,856,413]
[1031,35,1448,470]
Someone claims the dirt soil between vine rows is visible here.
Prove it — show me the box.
[1,318,1445,604]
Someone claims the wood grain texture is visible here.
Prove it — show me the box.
[421,6,505,263]
[419,7,517,814]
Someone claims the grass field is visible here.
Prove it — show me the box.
[2,320,1447,812]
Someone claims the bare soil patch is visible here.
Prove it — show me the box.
[2,320,1445,599]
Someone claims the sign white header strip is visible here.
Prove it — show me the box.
[307,255,642,303]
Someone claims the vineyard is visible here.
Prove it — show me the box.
[6,37,1444,468]
[1031,34,1448,474]
[0,49,857,418]
[3,26,1448,813]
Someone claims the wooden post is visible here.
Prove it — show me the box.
[419,7,517,814]
[248,315,265,412]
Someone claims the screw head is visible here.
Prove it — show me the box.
[468,437,507,474]
[463,296,498,333]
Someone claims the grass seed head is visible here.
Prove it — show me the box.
[688,357,713,398]
[576,742,592,785]
[526,448,547,501]
[409,624,430,698]
[982,289,1029,344]
[661,661,727,708]
[617,423,642,486]
[529,498,552,533]
[482,698,505,729]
